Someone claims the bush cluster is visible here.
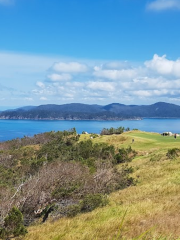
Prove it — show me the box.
[100,127,130,135]
[114,146,137,164]
[0,128,136,227]
[66,194,108,217]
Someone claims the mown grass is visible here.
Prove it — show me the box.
[92,131,180,150]
[24,131,180,240]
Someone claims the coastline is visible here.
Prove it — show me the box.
[0,117,142,121]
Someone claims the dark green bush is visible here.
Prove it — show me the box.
[80,194,108,212]
[115,146,137,164]
[0,207,27,240]
[66,194,108,217]
[30,157,47,173]
[100,127,125,135]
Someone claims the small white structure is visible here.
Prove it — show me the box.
[161,132,173,136]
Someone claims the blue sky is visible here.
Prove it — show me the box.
[0,0,180,108]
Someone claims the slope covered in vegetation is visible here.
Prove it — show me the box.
[1,130,180,239]
[24,131,180,240]
[0,128,136,239]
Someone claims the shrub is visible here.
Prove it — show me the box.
[0,207,27,240]
[66,204,81,217]
[114,146,137,164]
[166,148,180,159]
[80,194,108,212]
[52,184,80,199]
[0,129,135,224]
[100,127,125,135]
[90,133,99,138]
[66,194,108,217]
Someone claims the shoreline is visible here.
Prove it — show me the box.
[0,117,142,121]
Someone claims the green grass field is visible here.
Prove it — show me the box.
[24,131,180,240]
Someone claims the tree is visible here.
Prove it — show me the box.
[0,207,27,240]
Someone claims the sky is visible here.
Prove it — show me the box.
[0,0,180,109]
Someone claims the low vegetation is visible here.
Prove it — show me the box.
[0,128,136,240]
[0,207,27,240]
[1,129,180,239]
[166,148,180,159]
[100,126,130,135]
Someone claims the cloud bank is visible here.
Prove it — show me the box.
[33,54,180,105]
[1,51,180,106]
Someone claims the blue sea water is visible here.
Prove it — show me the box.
[0,118,180,141]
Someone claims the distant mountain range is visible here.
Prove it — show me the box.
[0,102,180,120]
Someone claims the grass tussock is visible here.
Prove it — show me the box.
[24,131,180,240]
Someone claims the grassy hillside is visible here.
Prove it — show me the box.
[24,131,180,240]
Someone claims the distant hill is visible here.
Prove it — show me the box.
[103,102,180,118]
[4,106,36,112]
[0,102,180,120]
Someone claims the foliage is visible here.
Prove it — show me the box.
[0,207,27,240]
[52,184,80,199]
[66,194,108,217]
[74,140,115,163]
[90,133,99,138]
[166,148,180,159]
[16,131,180,240]
[100,127,126,135]
[80,194,108,212]
[0,128,136,227]
[66,204,82,217]
[114,146,137,164]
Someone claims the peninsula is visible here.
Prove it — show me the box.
[0,102,180,120]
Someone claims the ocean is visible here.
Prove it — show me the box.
[0,118,180,141]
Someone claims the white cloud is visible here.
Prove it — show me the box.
[102,61,132,70]
[32,86,55,96]
[36,82,45,88]
[131,89,170,98]
[2,51,180,106]
[0,51,66,92]
[93,68,137,80]
[132,90,152,97]
[25,97,33,101]
[48,73,72,81]
[145,54,180,77]
[87,82,115,91]
[65,82,84,87]
[40,97,48,101]
[147,0,180,11]
[64,93,74,98]
[30,54,180,105]
[53,62,88,73]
